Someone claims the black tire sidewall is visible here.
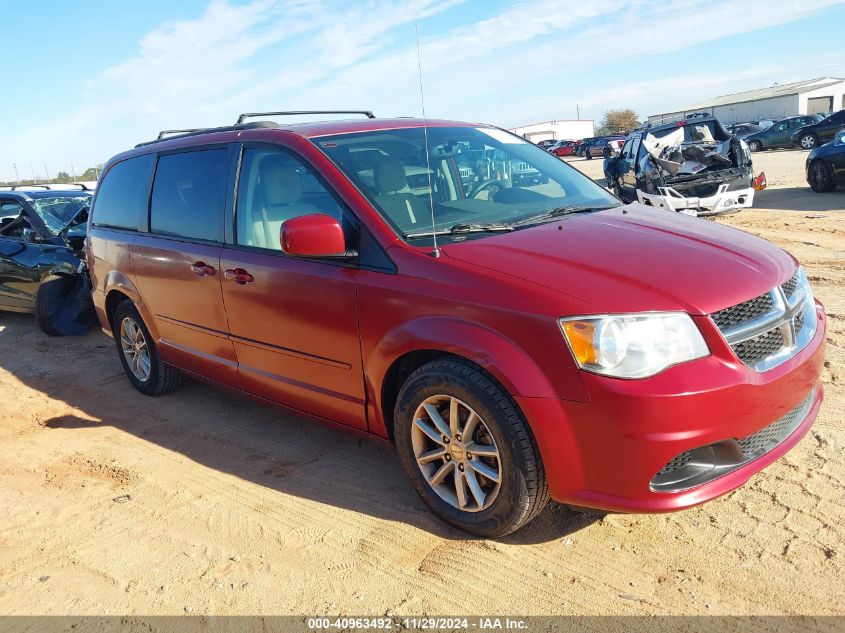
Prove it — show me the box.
[810,160,833,193]
[394,361,541,536]
[113,302,162,396]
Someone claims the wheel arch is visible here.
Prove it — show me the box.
[101,271,159,340]
[368,316,564,441]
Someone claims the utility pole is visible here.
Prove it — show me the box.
[13,163,20,185]
[43,162,49,182]
[576,103,580,120]
[70,163,77,180]
[30,163,37,183]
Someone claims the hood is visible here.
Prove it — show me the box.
[442,204,796,315]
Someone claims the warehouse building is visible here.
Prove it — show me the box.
[508,119,594,143]
[648,77,845,125]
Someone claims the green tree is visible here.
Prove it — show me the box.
[55,171,72,183]
[80,167,99,181]
[597,108,640,135]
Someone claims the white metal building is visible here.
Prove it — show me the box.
[648,77,845,125]
[508,119,595,143]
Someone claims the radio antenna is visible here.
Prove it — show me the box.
[415,24,439,258]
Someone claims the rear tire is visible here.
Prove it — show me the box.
[799,134,818,150]
[809,159,836,193]
[394,358,549,537]
[113,302,182,396]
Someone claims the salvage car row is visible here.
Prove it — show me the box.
[0,110,833,537]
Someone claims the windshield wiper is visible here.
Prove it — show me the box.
[404,222,515,240]
[512,205,617,228]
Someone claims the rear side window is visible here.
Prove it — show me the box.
[150,148,228,242]
[92,154,154,231]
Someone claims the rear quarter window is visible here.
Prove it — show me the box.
[92,154,155,231]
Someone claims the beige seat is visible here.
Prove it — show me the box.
[373,156,429,228]
[252,154,319,249]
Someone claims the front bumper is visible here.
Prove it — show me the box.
[637,185,755,217]
[517,300,826,513]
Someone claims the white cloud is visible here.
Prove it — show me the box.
[1,0,844,181]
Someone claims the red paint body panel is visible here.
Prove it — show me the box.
[219,247,366,430]
[87,117,827,515]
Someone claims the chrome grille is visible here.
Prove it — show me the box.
[781,272,799,299]
[732,329,784,366]
[710,267,816,372]
[711,293,774,330]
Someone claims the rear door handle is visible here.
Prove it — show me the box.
[224,268,254,284]
[190,261,216,276]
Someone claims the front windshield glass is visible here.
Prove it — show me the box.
[29,195,91,235]
[315,126,619,242]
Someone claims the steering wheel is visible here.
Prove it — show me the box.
[469,180,503,199]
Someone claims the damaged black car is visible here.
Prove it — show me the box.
[607,116,766,217]
[0,190,96,335]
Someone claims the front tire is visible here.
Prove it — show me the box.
[809,159,836,193]
[748,140,762,152]
[799,134,818,150]
[394,358,549,537]
[36,275,95,336]
[113,302,182,396]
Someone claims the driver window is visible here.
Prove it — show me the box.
[236,148,345,251]
[0,201,27,237]
[774,122,788,132]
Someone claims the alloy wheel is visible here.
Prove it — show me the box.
[120,317,151,382]
[800,135,817,149]
[411,394,502,512]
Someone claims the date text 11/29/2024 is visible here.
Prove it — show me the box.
[307,617,527,630]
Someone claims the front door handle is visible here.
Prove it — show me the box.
[190,261,216,276]
[224,268,254,285]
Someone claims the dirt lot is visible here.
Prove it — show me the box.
[0,149,843,617]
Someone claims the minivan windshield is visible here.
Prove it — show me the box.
[315,126,619,243]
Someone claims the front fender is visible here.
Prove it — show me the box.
[38,247,84,279]
[365,316,589,437]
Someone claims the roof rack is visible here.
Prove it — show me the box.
[10,184,50,190]
[134,121,279,148]
[235,110,375,124]
[157,129,205,140]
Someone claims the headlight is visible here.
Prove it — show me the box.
[559,313,709,378]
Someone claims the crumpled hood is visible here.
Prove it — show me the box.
[443,204,796,315]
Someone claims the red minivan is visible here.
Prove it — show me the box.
[87,112,825,536]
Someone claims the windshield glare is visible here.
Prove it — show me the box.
[30,195,91,235]
[316,126,619,241]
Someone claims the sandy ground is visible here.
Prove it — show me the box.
[0,149,843,617]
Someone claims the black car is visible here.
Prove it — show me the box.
[726,123,761,139]
[0,190,95,334]
[792,109,845,150]
[573,137,596,157]
[744,114,823,151]
[806,130,845,192]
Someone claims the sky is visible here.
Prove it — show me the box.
[1,0,844,182]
